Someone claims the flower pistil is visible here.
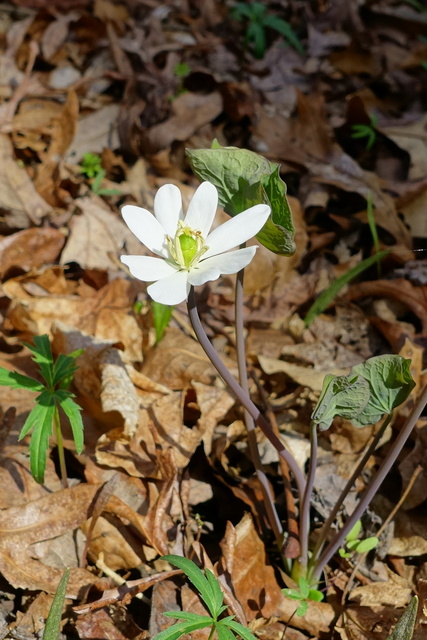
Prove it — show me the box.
[167,221,209,269]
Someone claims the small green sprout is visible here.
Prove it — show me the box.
[0,335,84,486]
[79,152,103,179]
[351,113,378,150]
[153,555,258,640]
[42,568,70,640]
[339,520,379,558]
[231,2,304,59]
[79,152,121,196]
[282,577,324,617]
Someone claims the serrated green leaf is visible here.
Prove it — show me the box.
[42,568,70,640]
[386,596,418,640]
[217,622,236,640]
[304,250,390,326]
[0,367,44,392]
[162,555,216,616]
[26,335,54,387]
[152,619,213,640]
[152,301,174,343]
[52,354,78,388]
[19,390,56,483]
[205,569,225,617]
[163,612,213,624]
[186,144,295,255]
[225,619,258,640]
[55,391,84,453]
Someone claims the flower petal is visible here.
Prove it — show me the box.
[154,184,183,237]
[203,204,270,259]
[121,255,178,281]
[187,247,257,286]
[184,182,218,237]
[122,205,168,257]
[147,269,190,305]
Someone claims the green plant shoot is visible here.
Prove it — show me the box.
[231,2,304,58]
[0,335,84,486]
[152,555,258,640]
[338,520,379,558]
[42,568,70,640]
[79,152,103,178]
[351,113,378,150]
[282,576,324,617]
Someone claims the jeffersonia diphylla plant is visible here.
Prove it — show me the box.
[120,141,427,618]
[0,335,84,487]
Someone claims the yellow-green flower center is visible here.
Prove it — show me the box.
[179,233,198,268]
[166,221,209,270]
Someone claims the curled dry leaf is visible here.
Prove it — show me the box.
[0,227,65,278]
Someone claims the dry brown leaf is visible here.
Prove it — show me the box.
[218,513,284,621]
[258,355,347,392]
[143,91,223,153]
[0,483,98,595]
[142,327,222,390]
[60,195,141,270]
[349,569,411,607]
[0,133,52,227]
[0,227,65,278]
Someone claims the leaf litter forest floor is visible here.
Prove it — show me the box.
[1,0,427,639]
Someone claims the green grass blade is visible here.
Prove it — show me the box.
[304,249,389,327]
[42,568,70,640]
[152,301,174,343]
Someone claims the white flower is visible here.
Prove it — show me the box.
[120,181,271,305]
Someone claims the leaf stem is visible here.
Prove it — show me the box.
[54,404,68,489]
[299,420,318,568]
[310,413,392,565]
[187,287,306,501]
[310,384,427,582]
[235,267,284,548]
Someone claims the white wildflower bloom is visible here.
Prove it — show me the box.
[120,181,271,305]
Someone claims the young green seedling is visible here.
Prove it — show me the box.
[231,2,304,59]
[0,335,84,486]
[152,555,258,640]
[338,520,379,558]
[79,152,121,196]
[351,113,378,150]
[282,577,324,617]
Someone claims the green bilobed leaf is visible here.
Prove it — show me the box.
[186,144,295,256]
[351,355,415,426]
[152,301,174,343]
[296,600,308,616]
[311,373,370,431]
[42,568,70,640]
[163,555,216,616]
[0,368,44,392]
[298,577,310,599]
[225,619,259,640]
[19,390,56,483]
[304,249,390,327]
[282,588,303,600]
[308,589,324,602]
[55,391,84,453]
[386,596,418,640]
